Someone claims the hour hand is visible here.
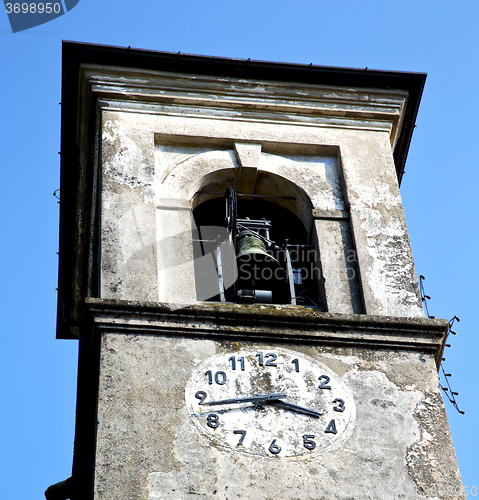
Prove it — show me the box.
[201,393,287,406]
[258,399,322,418]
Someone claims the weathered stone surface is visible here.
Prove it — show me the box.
[90,306,461,499]
[86,300,463,499]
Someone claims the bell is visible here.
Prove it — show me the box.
[235,231,282,287]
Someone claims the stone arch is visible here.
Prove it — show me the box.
[155,146,367,313]
[191,168,315,236]
[188,166,323,307]
[156,147,325,306]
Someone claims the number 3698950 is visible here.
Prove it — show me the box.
[5,3,61,14]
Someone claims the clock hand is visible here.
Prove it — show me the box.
[201,393,287,406]
[257,399,322,418]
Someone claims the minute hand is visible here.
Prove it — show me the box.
[258,399,322,418]
[201,393,287,406]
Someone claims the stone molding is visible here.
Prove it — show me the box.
[84,298,448,368]
[80,64,408,148]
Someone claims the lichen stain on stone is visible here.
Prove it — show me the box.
[102,115,155,198]
[363,212,422,316]
[407,392,465,499]
[348,175,423,317]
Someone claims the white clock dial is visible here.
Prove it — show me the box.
[186,347,355,458]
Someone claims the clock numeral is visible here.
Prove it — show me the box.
[325,419,337,434]
[228,356,245,371]
[318,375,331,390]
[233,430,246,445]
[302,434,316,450]
[268,439,281,454]
[333,398,345,412]
[195,391,207,404]
[265,353,277,367]
[206,413,220,428]
[205,370,227,385]
[291,358,299,372]
[256,352,277,367]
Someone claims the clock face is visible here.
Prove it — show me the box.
[185,347,355,458]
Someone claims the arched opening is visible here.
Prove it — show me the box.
[192,181,324,309]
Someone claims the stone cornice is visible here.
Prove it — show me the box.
[84,298,448,368]
[80,64,408,148]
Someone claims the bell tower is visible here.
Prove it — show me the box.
[57,41,464,499]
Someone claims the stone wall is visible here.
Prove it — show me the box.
[87,300,462,500]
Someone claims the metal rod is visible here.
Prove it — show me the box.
[284,240,297,305]
[199,191,296,200]
[216,245,225,303]
[237,218,273,227]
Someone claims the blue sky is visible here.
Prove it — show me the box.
[1,1,478,497]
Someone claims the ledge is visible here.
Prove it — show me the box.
[84,298,448,368]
